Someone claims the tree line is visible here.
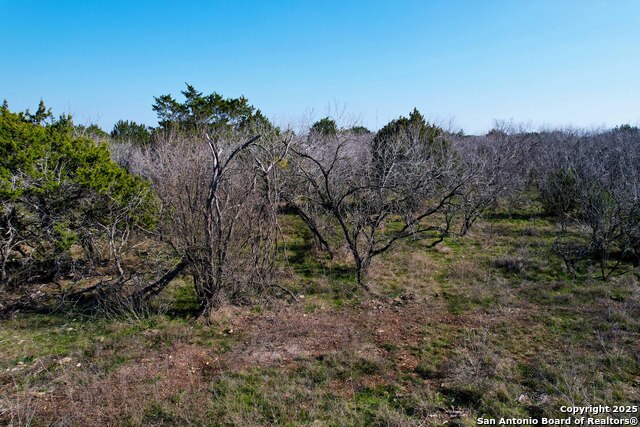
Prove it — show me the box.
[1,85,638,318]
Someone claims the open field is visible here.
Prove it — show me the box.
[2,210,638,426]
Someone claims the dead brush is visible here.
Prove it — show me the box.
[445,328,500,380]
[440,330,499,405]
[0,376,39,427]
[494,255,528,274]
[493,244,536,275]
[446,259,481,282]
[93,285,171,322]
[552,239,589,277]
[536,349,601,411]
[438,328,521,410]
[43,343,211,426]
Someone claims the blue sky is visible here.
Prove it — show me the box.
[1,0,638,134]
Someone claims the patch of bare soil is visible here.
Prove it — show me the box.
[226,307,363,368]
[225,296,496,370]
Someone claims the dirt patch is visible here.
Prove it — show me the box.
[227,307,364,368]
[225,298,475,370]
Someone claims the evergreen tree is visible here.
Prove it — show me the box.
[75,123,110,140]
[111,120,152,146]
[21,99,53,125]
[1,106,154,284]
[152,83,272,135]
[310,117,338,136]
[349,125,371,135]
[371,108,448,181]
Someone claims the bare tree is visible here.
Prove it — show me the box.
[286,119,466,288]
[94,190,153,278]
[452,124,535,235]
[531,125,640,279]
[134,127,291,315]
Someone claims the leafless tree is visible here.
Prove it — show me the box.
[285,121,466,288]
[531,125,640,279]
[133,126,291,315]
[575,129,640,278]
[94,190,153,278]
[451,123,535,235]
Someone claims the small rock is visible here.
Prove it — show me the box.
[58,357,73,365]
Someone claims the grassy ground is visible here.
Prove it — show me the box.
[1,212,639,426]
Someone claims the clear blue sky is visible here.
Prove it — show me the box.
[1,0,639,134]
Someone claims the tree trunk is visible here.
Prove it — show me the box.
[192,270,226,318]
[354,255,371,291]
[289,203,334,259]
[132,257,188,301]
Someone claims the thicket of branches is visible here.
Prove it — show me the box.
[285,109,467,287]
[531,125,640,278]
[1,88,639,318]
[129,128,290,315]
